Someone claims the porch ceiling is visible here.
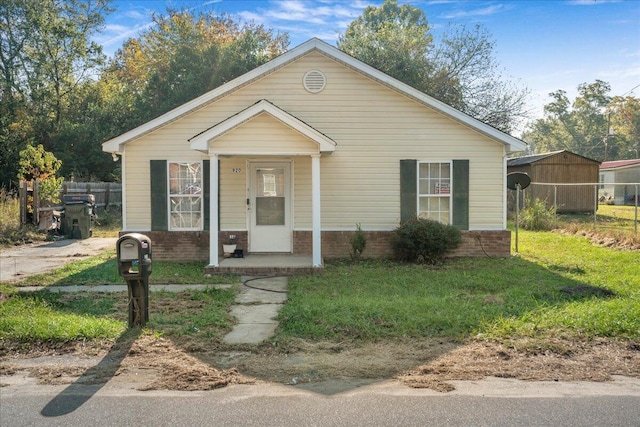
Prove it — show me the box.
[189,99,336,155]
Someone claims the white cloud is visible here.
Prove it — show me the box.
[597,63,640,79]
[568,0,622,5]
[96,21,154,52]
[440,4,509,19]
[232,0,368,45]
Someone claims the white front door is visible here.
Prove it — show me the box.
[249,162,292,252]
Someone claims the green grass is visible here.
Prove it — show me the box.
[489,229,640,339]
[15,249,236,286]
[278,230,639,341]
[148,287,236,337]
[1,245,237,344]
[1,222,638,347]
[0,293,125,342]
[0,286,236,344]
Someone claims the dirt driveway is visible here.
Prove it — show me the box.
[0,237,117,284]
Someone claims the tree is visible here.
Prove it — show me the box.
[338,0,528,133]
[104,10,289,126]
[338,0,434,92]
[18,144,64,206]
[522,80,637,161]
[608,96,640,159]
[0,0,112,188]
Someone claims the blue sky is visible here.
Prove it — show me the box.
[99,1,640,129]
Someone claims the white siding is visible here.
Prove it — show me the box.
[123,51,507,231]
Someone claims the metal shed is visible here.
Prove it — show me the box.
[507,150,601,213]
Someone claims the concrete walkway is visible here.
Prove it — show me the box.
[17,284,231,293]
[223,276,288,345]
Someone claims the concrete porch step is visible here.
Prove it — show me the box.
[205,254,322,276]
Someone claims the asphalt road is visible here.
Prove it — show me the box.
[1,376,640,427]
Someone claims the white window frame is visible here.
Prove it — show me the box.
[417,161,453,225]
[168,161,203,231]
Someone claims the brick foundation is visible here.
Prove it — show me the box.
[295,230,511,259]
[450,230,512,258]
[125,229,511,262]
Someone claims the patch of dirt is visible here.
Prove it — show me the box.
[557,228,640,251]
[1,334,251,390]
[202,338,459,386]
[2,336,639,393]
[560,285,615,298]
[400,338,640,392]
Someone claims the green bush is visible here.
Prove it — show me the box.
[519,198,556,231]
[350,223,366,261]
[391,218,462,264]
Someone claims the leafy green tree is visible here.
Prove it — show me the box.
[18,144,64,205]
[609,96,640,159]
[338,0,528,133]
[105,10,289,126]
[0,0,112,188]
[339,0,434,92]
[522,80,636,161]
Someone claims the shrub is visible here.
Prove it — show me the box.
[519,198,556,231]
[391,218,462,264]
[350,223,366,261]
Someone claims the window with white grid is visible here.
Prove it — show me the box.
[168,162,202,230]
[418,162,452,224]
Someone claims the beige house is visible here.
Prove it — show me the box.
[102,38,526,269]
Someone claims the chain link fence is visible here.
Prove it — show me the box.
[511,182,639,235]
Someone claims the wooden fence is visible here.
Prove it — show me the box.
[19,180,122,227]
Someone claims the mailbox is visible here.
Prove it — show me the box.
[116,233,152,328]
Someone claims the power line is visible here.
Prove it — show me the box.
[622,84,640,96]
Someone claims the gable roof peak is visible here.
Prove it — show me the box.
[102,37,527,154]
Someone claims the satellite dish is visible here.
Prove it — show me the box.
[507,172,531,190]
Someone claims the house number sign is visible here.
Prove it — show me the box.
[232,168,242,173]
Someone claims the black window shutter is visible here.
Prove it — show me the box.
[400,159,417,223]
[452,159,469,230]
[203,160,210,230]
[150,160,168,231]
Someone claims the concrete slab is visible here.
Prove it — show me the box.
[222,323,279,345]
[0,237,117,283]
[16,284,232,293]
[237,277,288,304]
[221,255,312,268]
[229,304,282,324]
[223,276,288,345]
[208,254,320,275]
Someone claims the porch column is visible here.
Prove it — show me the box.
[311,154,322,267]
[209,154,219,267]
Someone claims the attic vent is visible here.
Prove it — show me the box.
[303,70,326,93]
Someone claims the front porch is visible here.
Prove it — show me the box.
[205,254,320,276]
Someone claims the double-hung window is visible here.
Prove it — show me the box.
[168,161,202,230]
[418,161,452,224]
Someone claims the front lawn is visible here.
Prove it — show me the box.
[1,230,638,348]
[278,230,639,341]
